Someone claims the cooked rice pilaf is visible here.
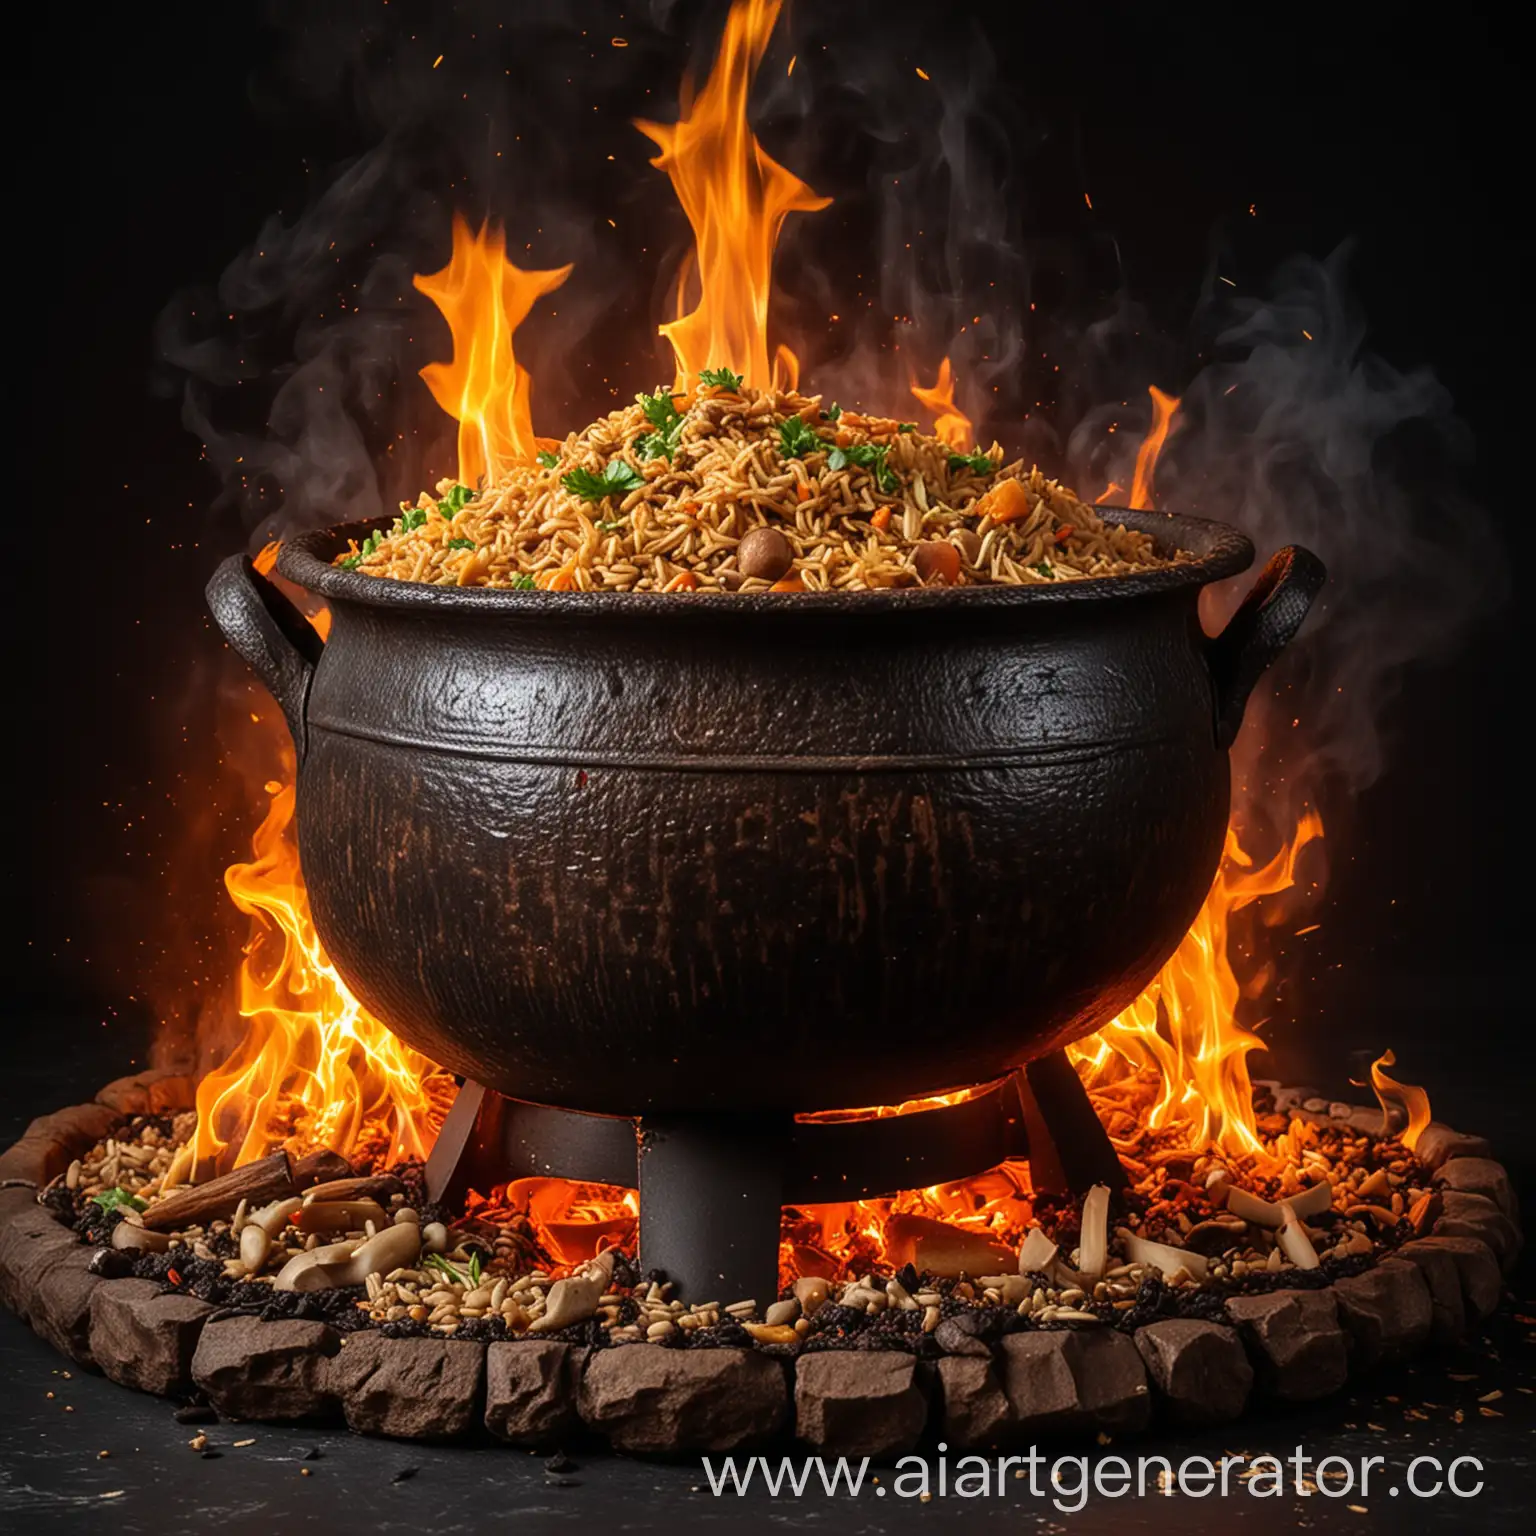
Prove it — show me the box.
[335,381,1187,592]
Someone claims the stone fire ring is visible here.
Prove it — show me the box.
[0,1075,1520,1458]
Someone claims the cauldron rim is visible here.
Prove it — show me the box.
[275,506,1254,616]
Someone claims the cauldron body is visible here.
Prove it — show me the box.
[208,511,1322,1115]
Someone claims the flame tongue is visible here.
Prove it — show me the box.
[911,358,973,449]
[636,0,829,390]
[188,749,447,1178]
[413,214,572,486]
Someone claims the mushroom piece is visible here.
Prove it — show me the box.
[529,1268,606,1333]
[1116,1228,1209,1282]
[1183,1217,1249,1257]
[274,1240,361,1293]
[1077,1184,1112,1280]
[1225,1179,1333,1229]
[1017,1226,1059,1275]
[1275,1200,1322,1270]
[272,1222,423,1293]
[292,1199,390,1234]
[248,1196,303,1238]
[112,1222,172,1254]
[238,1223,271,1272]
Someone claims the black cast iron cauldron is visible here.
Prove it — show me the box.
[207,511,1323,1116]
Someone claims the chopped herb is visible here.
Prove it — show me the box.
[446,537,476,550]
[340,528,385,569]
[468,1251,482,1288]
[536,450,559,469]
[699,366,744,390]
[596,519,625,533]
[399,506,430,534]
[948,450,995,474]
[778,414,826,460]
[510,573,537,590]
[897,422,917,433]
[562,460,646,502]
[829,441,898,492]
[90,1188,147,1215]
[634,388,687,460]
[1032,560,1054,578]
[436,484,475,516]
[824,402,842,422]
[424,1253,469,1287]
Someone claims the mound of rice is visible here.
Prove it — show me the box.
[335,381,1185,592]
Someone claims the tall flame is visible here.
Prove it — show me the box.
[1128,385,1180,509]
[413,214,572,487]
[1069,812,1324,1157]
[911,357,973,449]
[186,731,447,1180]
[636,0,829,390]
[1369,1050,1433,1150]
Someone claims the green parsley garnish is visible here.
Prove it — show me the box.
[948,450,995,475]
[596,519,625,533]
[536,450,559,469]
[562,460,646,503]
[510,573,536,590]
[778,414,826,460]
[897,422,917,433]
[447,537,476,550]
[437,484,475,516]
[400,506,429,534]
[424,1251,483,1288]
[91,1187,147,1215]
[828,441,899,493]
[699,366,744,390]
[339,528,385,569]
[1032,560,1054,578]
[634,388,687,461]
[824,402,842,422]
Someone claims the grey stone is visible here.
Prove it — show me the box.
[1433,1192,1520,1273]
[27,1244,101,1366]
[0,1104,120,1186]
[485,1341,585,1446]
[1414,1123,1493,1172]
[1387,1239,1466,1343]
[1134,1319,1252,1426]
[936,1354,1010,1449]
[1331,1260,1432,1366]
[1395,1236,1501,1323]
[1433,1158,1518,1225]
[89,1279,212,1395]
[998,1329,1151,1435]
[1225,1289,1348,1401]
[935,1314,995,1357]
[326,1331,485,1441]
[794,1351,927,1459]
[0,1191,77,1318]
[579,1346,786,1455]
[192,1317,343,1423]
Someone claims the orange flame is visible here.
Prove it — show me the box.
[413,214,572,487]
[1369,1050,1432,1150]
[636,0,829,391]
[1069,811,1325,1157]
[187,737,447,1179]
[911,357,973,449]
[1128,385,1180,509]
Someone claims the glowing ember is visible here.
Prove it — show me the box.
[414,214,572,487]
[184,737,450,1183]
[911,357,973,449]
[636,0,829,391]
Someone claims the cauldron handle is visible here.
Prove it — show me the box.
[207,554,324,761]
[1207,544,1326,749]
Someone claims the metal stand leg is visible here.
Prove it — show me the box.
[1015,1050,1127,1194]
[638,1113,790,1307]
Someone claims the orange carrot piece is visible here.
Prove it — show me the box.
[975,477,1031,523]
[664,571,699,592]
[770,574,806,592]
[870,507,892,531]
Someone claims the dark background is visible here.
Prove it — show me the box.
[7,2,1526,1165]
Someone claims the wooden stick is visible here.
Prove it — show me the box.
[142,1149,296,1232]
